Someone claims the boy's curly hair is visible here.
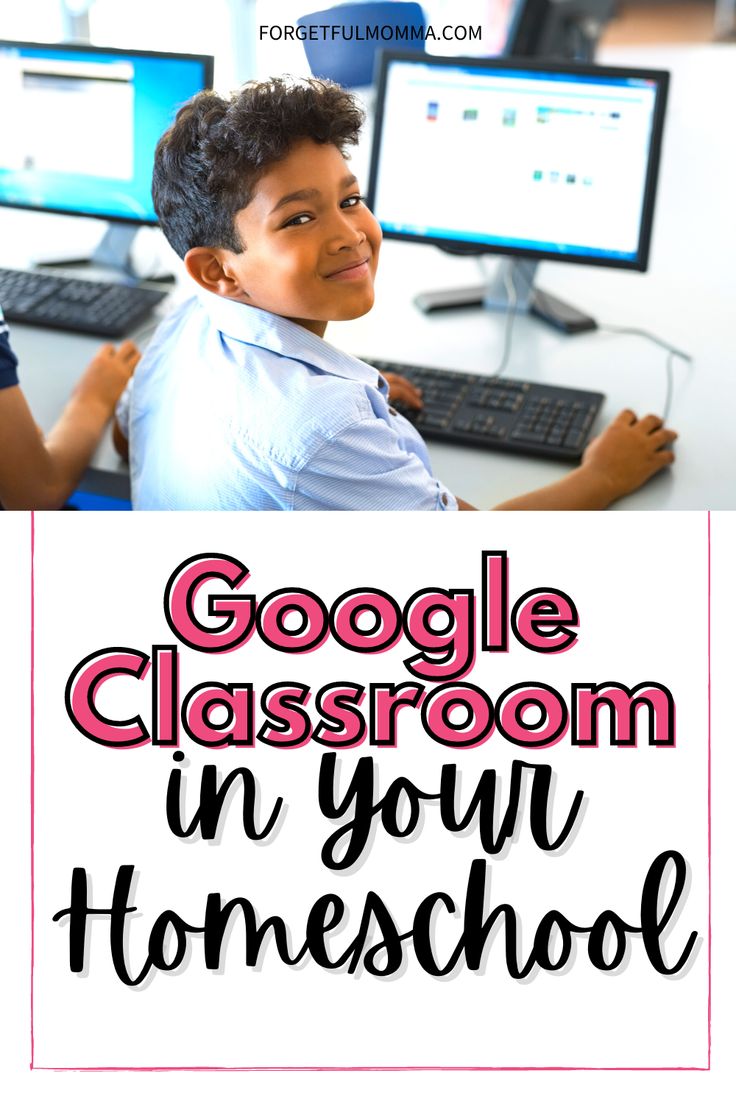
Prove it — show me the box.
[152,77,365,258]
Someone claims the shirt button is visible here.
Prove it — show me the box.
[441,493,449,507]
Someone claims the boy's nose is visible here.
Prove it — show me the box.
[328,215,367,251]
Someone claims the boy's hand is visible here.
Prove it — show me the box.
[581,409,677,503]
[74,340,141,415]
[383,371,423,411]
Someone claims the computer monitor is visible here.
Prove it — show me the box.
[0,40,214,272]
[367,52,668,331]
[504,0,617,63]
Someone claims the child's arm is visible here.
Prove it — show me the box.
[0,341,140,510]
[456,409,677,511]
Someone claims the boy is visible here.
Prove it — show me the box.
[0,307,139,509]
[116,78,676,510]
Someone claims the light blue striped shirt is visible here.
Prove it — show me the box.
[117,291,458,511]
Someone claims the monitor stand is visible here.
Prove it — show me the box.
[32,224,174,284]
[414,258,598,335]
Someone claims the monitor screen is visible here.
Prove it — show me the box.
[0,41,214,225]
[367,53,668,270]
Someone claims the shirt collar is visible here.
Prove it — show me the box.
[197,289,384,390]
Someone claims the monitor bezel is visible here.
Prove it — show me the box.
[367,50,669,272]
[0,39,215,227]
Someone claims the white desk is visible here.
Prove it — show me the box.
[6,44,736,509]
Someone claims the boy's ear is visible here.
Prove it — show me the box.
[184,247,249,300]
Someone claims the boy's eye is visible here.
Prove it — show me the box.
[283,212,313,228]
[281,195,365,228]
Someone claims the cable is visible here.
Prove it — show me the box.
[597,323,693,422]
[597,323,692,362]
[474,258,691,421]
[508,273,691,421]
[478,256,519,380]
[663,349,675,424]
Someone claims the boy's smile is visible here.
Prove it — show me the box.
[219,139,382,336]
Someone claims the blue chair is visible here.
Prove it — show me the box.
[298,2,426,87]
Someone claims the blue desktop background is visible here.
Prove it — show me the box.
[0,45,209,224]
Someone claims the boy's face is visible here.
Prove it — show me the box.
[224,139,382,336]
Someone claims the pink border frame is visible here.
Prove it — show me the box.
[29,511,713,1072]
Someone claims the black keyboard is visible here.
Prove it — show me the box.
[0,266,168,337]
[363,358,605,461]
